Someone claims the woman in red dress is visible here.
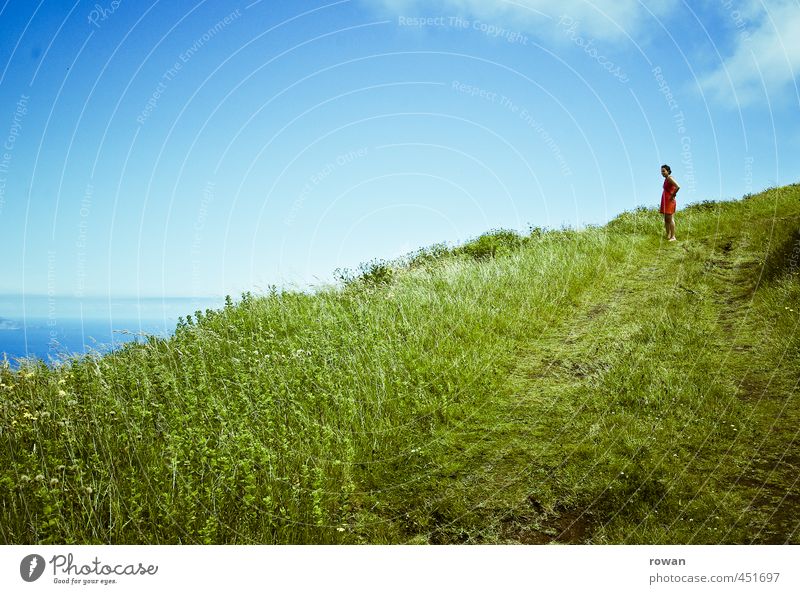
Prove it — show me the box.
[660,164,680,241]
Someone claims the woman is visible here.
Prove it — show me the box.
[660,164,679,241]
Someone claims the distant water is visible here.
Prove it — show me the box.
[0,294,223,367]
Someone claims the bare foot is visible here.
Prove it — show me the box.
[668,237,677,242]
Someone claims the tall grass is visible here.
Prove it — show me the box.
[1,183,798,544]
[1,227,630,543]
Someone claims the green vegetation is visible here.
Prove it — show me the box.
[1,184,799,544]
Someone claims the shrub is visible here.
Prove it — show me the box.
[458,229,523,261]
[336,259,395,287]
[407,242,452,269]
[359,259,394,286]
[606,207,654,235]
[683,200,718,213]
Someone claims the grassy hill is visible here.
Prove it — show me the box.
[1,184,799,544]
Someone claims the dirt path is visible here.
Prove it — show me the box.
[707,226,800,544]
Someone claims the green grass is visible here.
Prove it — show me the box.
[1,184,799,544]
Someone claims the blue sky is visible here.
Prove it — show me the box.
[0,0,798,298]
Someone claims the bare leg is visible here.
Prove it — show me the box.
[666,214,676,240]
[664,214,670,239]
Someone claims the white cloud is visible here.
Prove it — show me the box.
[367,0,677,42]
[700,0,800,106]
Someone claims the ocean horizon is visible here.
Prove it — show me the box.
[0,294,224,366]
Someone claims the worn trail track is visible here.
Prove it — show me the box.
[397,218,800,544]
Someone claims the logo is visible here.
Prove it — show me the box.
[20,554,46,582]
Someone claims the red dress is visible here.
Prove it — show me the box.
[660,177,677,214]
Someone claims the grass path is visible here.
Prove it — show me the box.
[383,208,800,544]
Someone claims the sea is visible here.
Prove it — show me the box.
[0,294,224,368]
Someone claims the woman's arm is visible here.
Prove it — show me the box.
[668,175,680,197]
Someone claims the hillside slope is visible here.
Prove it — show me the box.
[1,184,798,544]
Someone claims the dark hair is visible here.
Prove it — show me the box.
[661,164,671,174]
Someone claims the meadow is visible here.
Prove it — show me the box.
[1,183,798,544]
